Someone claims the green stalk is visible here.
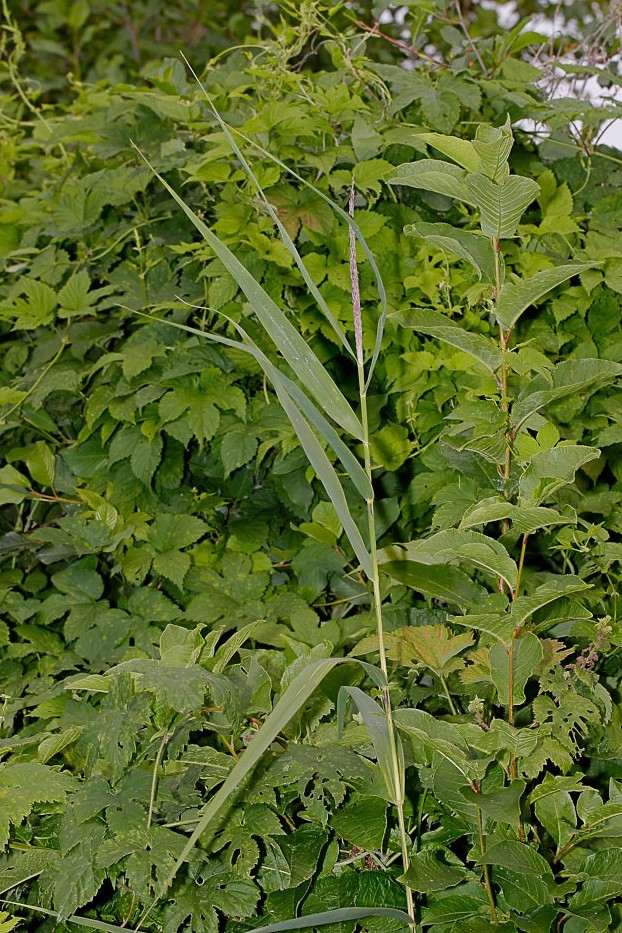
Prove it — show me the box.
[349,184,416,928]
[357,360,417,932]
[476,803,499,926]
[493,235,519,782]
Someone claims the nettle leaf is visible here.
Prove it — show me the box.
[496,263,597,331]
[396,308,501,373]
[512,358,622,428]
[466,173,540,239]
[519,445,601,504]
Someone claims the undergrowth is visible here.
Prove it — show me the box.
[1,2,622,932]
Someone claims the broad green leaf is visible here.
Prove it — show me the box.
[396,308,501,373]
[489,632,543,705]
[512,358,622,428]
[394,708,470,753]
[134,147,363,440]
[330,796,387,851]
[404,222,497,282]
[459,496,570,535]
[387,159,472,202]
[576,802,622,841]
[422,894,488,926]
[570,849,622,907]
[535,789,576,848]
[494,869,555,913]
[379,529,517,590]
[472,116,514,181]
[467,173,540,239]
[477,840,554,878]
[496,263,597,331]
[37,727,83,765]
[380,560,485,609]
[451,612,515,648]
[461,780,526,829]
[338,686,404,805]
[402,848,468,893]
[509,575,590,629]
[519,445,600,504]
[0,464,30,506]
[417,131,481,172]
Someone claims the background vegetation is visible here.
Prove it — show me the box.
[1,1,622,931]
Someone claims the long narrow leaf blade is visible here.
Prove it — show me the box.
[218,126,389,384]
[181,54,354,359]
[338,685,404,805]
[134,146,364,440]
[133,308,373,504]
[138,657,380,926]
[247,907,415,932]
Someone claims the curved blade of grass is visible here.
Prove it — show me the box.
[243,907,415,931]
[213,124,388,387]
[135,657,387,929]
[338,685,404,806]
[133,307,372,500]
[133,146,363,441]
[181,53,354,360]
[0,901,131,933]
[131,307,372,568]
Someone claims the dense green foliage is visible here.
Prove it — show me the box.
[2,1,622,931]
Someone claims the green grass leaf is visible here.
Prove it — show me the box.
[134,147,363,441]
